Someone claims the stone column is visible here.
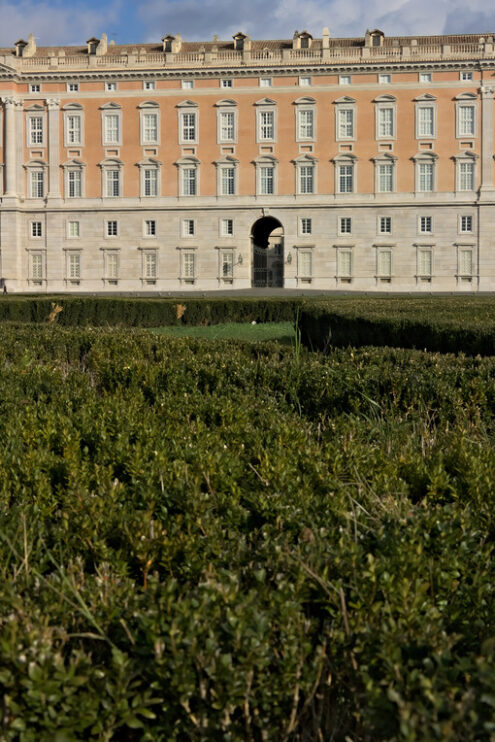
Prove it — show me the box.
[480,85,495,192]
[2,97,19,196]
[46,98,61,199]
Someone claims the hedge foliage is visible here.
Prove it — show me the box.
[1,325,495,739]
[0,296,301,327]
[299,296,495,355]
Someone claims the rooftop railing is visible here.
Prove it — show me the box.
[2,39,493,72]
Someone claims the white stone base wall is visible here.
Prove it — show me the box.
[1,199,494,292]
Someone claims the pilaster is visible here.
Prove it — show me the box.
[47,98,61,200]
[479,85,495,194]
[2,96,22,198]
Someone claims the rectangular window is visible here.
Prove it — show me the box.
[68,170,82,198]
[377,250,392,277]
[143,81,155,91]
[260,166,274,194]
[298,109,314,139]
[379,216,392,234]
[420,216,433,233]
[378,163,393,192]
[221,79,233,88]
[221,218,234,236]
[142,113,158,144]
[299,250,312,278]
[221,167,235,195]
[299,76,312,86]
[260,78,272,87]
[31,221,42,237]
[182,219,195,236]
[339,75,351,85]
[68,253,81,279]
[418,106,434,137]
[144,252,157,278]
[338,109,354,139]
[106,252,119,279]
[259,110,274,140]
[30,253,43,280]
[458,105,475,136]
[181,112,196,141]
[68,220,80,238]
[299,165,314,194]
[145,219,156,236]
[182,80,194,89]
[220,111,235,141]
[104,114,120,144]
[105,82,117,91]
[29,116,43,145]
[30,83,41,93]
[182,168,197,196]
[106,170,120,197]
[31,171,44,198]
[107,220,118,237]
[300,217,312,234]
[221,251,234,279]
[460,71,473,81]
[459,161,475,190]
[460,215,473,233]
[418,249,432,276]
[459,248,473,275]
[419,72,432,83]
[183,252,196,279]
[338,164,353,193]
[67,82,79,92]
[418,162,434,192]
[339,217,352,234]
[67,115,82,145]
[378,107,394,137]
[144,168,158,196]
[378,74,391,84]
[338,249,352,277]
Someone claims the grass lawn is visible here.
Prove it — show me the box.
[149,320,295,343]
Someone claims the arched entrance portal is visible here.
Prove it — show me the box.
[251,217,284,288]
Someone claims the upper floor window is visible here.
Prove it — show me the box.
[143,168,158,196]
[177,102,199,144]
[339,75,351,85]
[106,169,121,197]
[298,109,314,140]
[460,71,473,81]
[338,164,354,193]
[460,215,473,233]
[220,79,233,88]
[457,103,476,137]
[300,217,312,235]
[299,76,312,86]
[419,72,432,83]
[182,112,196,141]
[219,111,235,141]
[377,162,394,192]
[67,169,83,198]
[100,104,122,146]
[30,83,41,93]
[29,116,44,145]
[67,82,79,92]
[378,74,391,84]
[417,105,435,137]
[379,216,392,234]
[66,114,82,145]
[299,164,315,194]
[335,97,356,141]
[260,165,274,194]
[419,216,433,234]
[30,170,45,198]
[182,80,194,89]
[260,78,272,87]
[105,82,117,91]
[143,81,156,91]
[378,107,394,137]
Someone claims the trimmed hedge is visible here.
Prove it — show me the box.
[0,296,302,327]
[299,297,495,356]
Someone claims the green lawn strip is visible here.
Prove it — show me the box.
[149,320,295,343]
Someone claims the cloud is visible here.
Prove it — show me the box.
[138,0,495,40]
[0,0,121,47]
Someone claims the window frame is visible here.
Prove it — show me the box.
[216,100,238,144]
[374,95,396,140]
[139,102,160,145]
[413,153,438,193]
[254,155,278,196]
[334,96,356,142]
[100,104,122,146]
[63,105,84,147]
[26,110,46,147]
[255,99,277,143]
[455,95,478,138]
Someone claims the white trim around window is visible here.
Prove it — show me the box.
[456,243,475,282]
[62,158,86,199]
[138,101,160,146]
[100,102,122,146]
[255,98,277,143]
[253,154,278,196]
[294,96,316,142]
[215,99,238,144]
[137,157,162,198]
[414,94,437,139]
[62,103,84,147]
[292,154,318,195]
[176,156,200,197]
[27,249,46,285]
[25,106,46,147]
[334,96,356,141]
[215,156,239,197]
[24,159,48,199]
[295,245,314,284]
[415,244,433,282]
[177,100,199,145]
[413,152,438,193]
[374,95,396,140]
[177,247,198,284]
[373,153,397,194]
[332,154,357,194]
[454,151,478,192]
[455,93,478,138]
[99,157,124,198]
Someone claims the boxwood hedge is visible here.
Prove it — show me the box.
[1,325,495,739]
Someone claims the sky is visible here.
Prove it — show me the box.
[1,0,495,47]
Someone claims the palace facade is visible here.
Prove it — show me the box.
[1,28,495,292]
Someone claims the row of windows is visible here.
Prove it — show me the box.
[28,213,475,242]
[24,99,478,148]
[27,245,476,285]
[27,69,476,94]
[23,157,479,199]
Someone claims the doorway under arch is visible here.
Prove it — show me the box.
[251,216,284,288]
